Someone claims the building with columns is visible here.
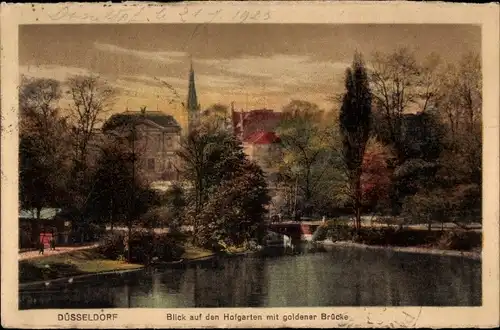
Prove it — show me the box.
[102,107,182,184]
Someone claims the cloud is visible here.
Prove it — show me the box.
[19,65,93,82]
[196,74,242,89]
[94,42,187,64]
[120,72,243,91]
[197,54,349,88]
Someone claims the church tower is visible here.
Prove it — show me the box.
[186,58,200,133]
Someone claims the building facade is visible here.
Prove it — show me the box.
[242,130,282,174]
[103,108,182,183]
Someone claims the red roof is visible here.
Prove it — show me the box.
[244,131,281,145]
[232,109,283,140]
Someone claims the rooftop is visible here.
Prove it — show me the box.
[244,130,281,145]
[19,208,62,220]
[232,109,283,140]
[103,110,181,132]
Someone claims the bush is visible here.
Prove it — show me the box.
[437,230,478,251]
[129,231,185,264]
[325,221,355,242]
[97,231,126,260]
[322,220,481,251]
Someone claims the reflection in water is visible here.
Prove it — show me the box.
[19,245,481,309]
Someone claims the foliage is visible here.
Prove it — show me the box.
[178,126,271,248]
[325,221,355,242]
[97,231,126,260]
[195,161,270,248]
[370,48,442,161]
[155,183,187,230]
[200,103,231,132]
[339,52,372,230]
[401,189,448,228]
[435,52,481,137]
[19,77,72,215]
[86,136,158,227]
[436,230,478,251]
[274,100,342,217]
[128,231,185,264]
[177,124,237,213]
[98,230,185,264]
[361,138,394,211]
[66,75,116,172]
[322,221,481,251]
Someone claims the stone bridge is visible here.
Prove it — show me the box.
[268,221,322,242]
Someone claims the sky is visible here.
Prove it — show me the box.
[19,24,480,128]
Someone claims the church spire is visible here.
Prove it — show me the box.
[186,56,200,133]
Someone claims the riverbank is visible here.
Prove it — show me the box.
[319,239,481,260]
[19,244,216,285]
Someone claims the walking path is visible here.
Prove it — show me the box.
[18,244,99,261]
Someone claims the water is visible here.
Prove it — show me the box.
[19,245,481,309]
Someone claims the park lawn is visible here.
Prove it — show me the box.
[19,249,143,284]
[181,244,215,260]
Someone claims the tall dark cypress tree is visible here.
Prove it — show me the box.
[339,52,372,231]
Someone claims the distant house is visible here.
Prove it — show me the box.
[19,208,71,248]
[231,108,283,140]
[242,130,282,174]
[102,108,182,183]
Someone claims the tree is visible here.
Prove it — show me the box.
[339,52,372,231]
[370,48,441,162]
[66,75,116,173]
[158,183,186,230]
[19,77,71,218]
[196,161,270,248]
[360,138,394,213]
[65,75,116,239]
[430,52,482,225]
[200,103,231,132]
[178,124,271,247]
[435,52,481,141]
[177,124,224,217]
[274,100,339,217]
[87,137,135,230]
[88,134,159,261]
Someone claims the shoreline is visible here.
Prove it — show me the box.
[19,251,229,290]
[19,241,480,289]
[19,249,265,290]
[317,239,482,260]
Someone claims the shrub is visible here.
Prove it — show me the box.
[437,230,476,251]
[129,231,185,264]
[325,221,355,242]
[97,231,126,260]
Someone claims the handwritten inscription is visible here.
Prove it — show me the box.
[45,5,271,24]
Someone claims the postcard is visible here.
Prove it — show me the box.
[1,1,499,328]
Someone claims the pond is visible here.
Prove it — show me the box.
[19,244,481,309]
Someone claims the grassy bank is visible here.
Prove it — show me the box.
[19,249,143,284]
[180,244,215,260]
[19,241,216,284]
[314,221,482,252]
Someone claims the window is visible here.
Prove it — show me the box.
[147,158,155,171]
[165,136,173,148]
